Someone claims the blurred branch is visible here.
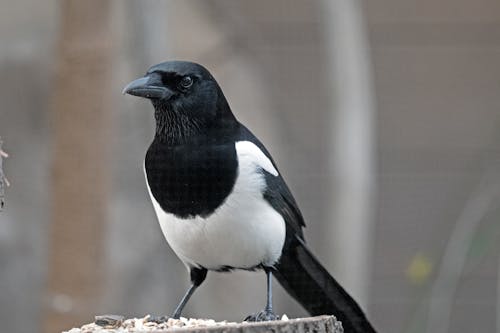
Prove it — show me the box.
[0,137,9,211]
[426,166,500,333]
[497,257,500,333]
[321,0,377,307]
[43,1,112,332]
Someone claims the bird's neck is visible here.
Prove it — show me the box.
[153,107,205,145]
[152,105,238,146]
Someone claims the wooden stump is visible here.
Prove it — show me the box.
[170,316,344,333]
[64,315,343,333]
[179,316,343,333]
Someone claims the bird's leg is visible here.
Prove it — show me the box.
[244,268,279,322]
[264,268,274,314]
[171,283,198,319]
[149,267,207,323]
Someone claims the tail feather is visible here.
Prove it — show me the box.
[273,237,377,333]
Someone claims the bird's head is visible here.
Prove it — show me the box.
[123,61,236,143]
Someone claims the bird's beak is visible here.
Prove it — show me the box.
[122,76,174,100]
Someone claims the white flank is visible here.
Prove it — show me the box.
[234,141,278,176]
[145,141,285,270]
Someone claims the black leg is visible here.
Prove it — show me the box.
[264,268,273,313]
[172,283,198,319]
[244,267,279,322]
[172,267,207,319]
[148,267,207,323]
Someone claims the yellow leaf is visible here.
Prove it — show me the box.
[406,253,433,285]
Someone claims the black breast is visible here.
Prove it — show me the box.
[145,139,238,219]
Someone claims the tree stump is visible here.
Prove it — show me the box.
[64,315,343,333]
[173,316,343,333]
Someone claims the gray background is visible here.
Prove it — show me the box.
[1,1,500,332]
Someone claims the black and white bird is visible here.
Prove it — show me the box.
[123,61,376,333]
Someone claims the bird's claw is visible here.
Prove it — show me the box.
[244,309,279,322]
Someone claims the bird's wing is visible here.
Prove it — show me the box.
[236,124,305,239]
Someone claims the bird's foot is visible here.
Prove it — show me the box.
[146,315,170,324]
[244,309,279,322]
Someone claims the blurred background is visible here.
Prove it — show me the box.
[1,0,500,332]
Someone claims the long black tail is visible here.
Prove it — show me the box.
[273,236,377,333]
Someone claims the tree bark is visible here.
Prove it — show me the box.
[44,1,112,332]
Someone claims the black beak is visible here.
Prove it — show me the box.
[122,75,174,100]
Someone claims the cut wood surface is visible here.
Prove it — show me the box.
[64,315,343,333]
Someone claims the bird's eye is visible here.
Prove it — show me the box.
[179,76,193,89]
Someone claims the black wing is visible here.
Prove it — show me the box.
[237,124,305,240]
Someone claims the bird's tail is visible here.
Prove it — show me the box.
[273,236,377,333]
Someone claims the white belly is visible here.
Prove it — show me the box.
[146,141,286,270]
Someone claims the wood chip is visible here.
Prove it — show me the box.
[95,314,125,328]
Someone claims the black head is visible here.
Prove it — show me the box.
[123,61,237,143]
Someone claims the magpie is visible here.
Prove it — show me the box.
[123,61,377,332]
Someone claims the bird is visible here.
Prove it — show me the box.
[123,60,377,333]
